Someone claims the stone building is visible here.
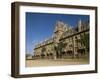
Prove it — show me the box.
[33,20,89,59]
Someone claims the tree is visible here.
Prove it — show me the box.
[81,33,89,52]
[41,47,46,58]
[53,40,67,59]
[58,41,67,57]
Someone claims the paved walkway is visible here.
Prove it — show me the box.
[26,58,89,67]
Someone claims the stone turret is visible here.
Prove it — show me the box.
[78,19,82,32]
[53,21,66,43]
[54,21,65,33]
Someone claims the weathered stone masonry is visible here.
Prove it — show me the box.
[33,20,89,59]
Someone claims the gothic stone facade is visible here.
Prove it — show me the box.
[34,20,89,59]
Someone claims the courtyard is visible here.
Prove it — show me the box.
[26,58,89,67]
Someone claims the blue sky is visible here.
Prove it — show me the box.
[26,12,89,55]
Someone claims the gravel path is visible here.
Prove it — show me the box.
[26,59,89,67]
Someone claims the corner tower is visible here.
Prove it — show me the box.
[53,20,65,43]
